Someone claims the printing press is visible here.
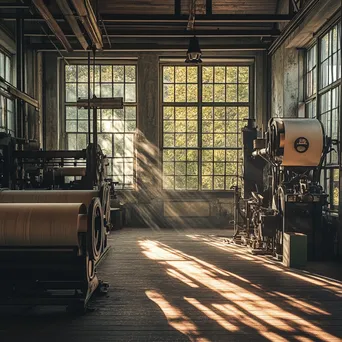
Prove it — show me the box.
[232,118,334,261]
[0,96,123,311]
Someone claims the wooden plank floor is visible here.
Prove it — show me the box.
[1,228,342,342]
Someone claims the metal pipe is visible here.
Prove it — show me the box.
[16,16,24,139]
[87,50,91,145]
[99,15,112,48]
[339,4,342,253]
[40,26,69,65]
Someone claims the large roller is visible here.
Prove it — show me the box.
[0,203,87,246]
[0,190,98,205]
[0,187,112,230]
[0,197,107,311]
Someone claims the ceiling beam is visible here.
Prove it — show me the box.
[0,13,294,23]
[30,43,269,52]
[92,14,294,23]
[56,0,89,50]
[206,0,212,16]
[70,0,103,49]
[25,29,280,38]
[0,3,29,9]
[32,0,73,52]
[175,0,181,16]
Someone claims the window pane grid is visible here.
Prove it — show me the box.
[306,22,341,211]
[202,66,249,103]
[65,64,137,190]
[0,50,14,135]
[320,24,341,90]
[306,45,317,97]
[162,64,250,191]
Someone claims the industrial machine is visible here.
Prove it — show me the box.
[0,94,123,310]
[232,118,333,260]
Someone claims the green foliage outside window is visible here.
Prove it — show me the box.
[65,64,137,189]
[162,64,250,191]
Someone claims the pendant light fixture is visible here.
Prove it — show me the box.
[185,0,202,63]
[185,36,202,63]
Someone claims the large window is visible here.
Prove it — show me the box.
[162,64,251,191]
[0,49,14,135]
[64,63,137,189]
[305,21,341,210]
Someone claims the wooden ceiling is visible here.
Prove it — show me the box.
[0,0,288,51]
[98,0,278,15]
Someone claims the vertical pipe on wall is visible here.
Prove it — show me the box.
[266,52,272,122]
[339,5,342,258]
[87,50,91,145]
[16,17,24,139]
[37,52,43,147]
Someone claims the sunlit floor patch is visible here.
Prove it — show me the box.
[141,238,341,342]
[145,290,209,342]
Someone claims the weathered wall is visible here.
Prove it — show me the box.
[271,46,299,118]
[271,0,341,118]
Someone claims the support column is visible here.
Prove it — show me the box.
[16,17,24,138]
[43,53,59,150]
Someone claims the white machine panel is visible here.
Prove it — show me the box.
[282,119,324,167]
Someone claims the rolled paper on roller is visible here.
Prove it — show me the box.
[53,167,87,177]
[282,119,323,167]
[0,190,99,205]
[0,203,87,246]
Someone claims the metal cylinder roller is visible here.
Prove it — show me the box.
[0,187,112,231]
[0,190,99,205]
[0,203,87,246]
[0,200,104,262]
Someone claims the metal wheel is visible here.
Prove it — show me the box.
[87,197,104,261]
[99,184,111,231]
[274,186,285,256]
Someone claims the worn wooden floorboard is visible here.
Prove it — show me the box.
[0,228,342,342]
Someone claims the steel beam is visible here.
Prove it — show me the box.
[175,0,181,16]
[0,13,293,23]
[206,0,212,15]
[31,43,268,51]
[24,29,280,38]
[0,3,29,9]
[98,14,294,23]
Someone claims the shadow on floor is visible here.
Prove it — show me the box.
[0,229,341,342]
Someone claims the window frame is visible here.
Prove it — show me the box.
[305,17,341,212]
[60,59,138,190]
[0,47,14,135]
[159,59,254,192]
